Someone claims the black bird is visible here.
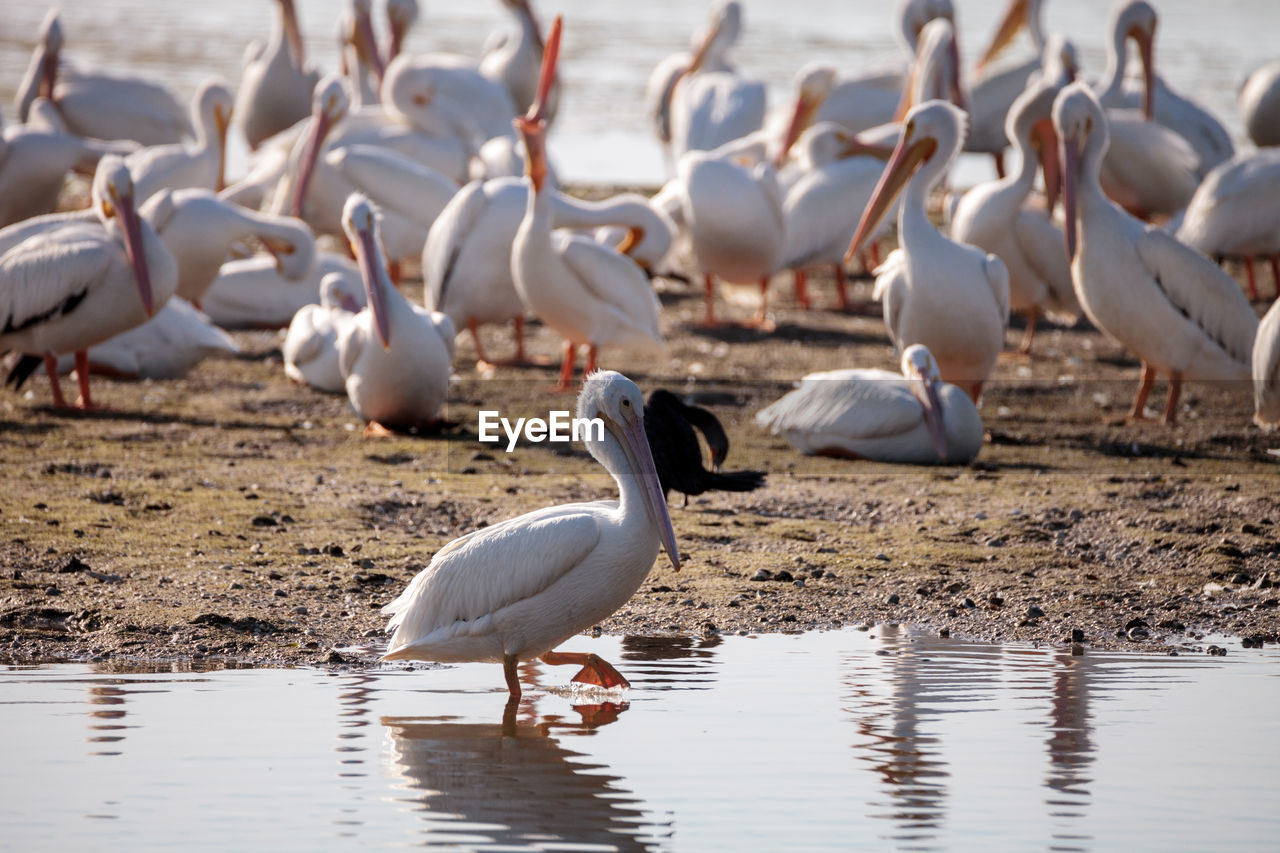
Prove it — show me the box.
[644,389,766,502]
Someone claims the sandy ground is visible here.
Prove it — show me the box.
[2,196,1278,667]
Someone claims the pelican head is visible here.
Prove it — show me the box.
[688,1,742,74]
[901,345,948,462]
[385,0,419,61]
[1040,34,1079,86]
[1008,76,1063,207]
[577,371,681,572]
[320,272,364,314]
[899,0,954,52]
[1053,82,1108,262]
[342,193,392,350]
[776,64,838,166]
[344,0,385,85]
[846,100,966,263]
[195,80,235,190]
[903,17,965,116]
[291,75,349,217]
[975,0,1044,71]
[34,9,64,108]
[93,155,155,318]
[275,0,305,67]
[1112,0,1157,119]
[514,14,561,193]
[500,0,544,52]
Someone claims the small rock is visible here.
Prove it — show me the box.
[875,553,890,562]
[292,606,308,616]
[1241,636,1264,649]
[1127,625,1150,641]
[1070,643,1085,656]
[887,593,900,605]
[327,651,346,664]
[251,515,278,527]
[792,579,806,588]
[775,570,794,583]
[750,569,772,582]
[1071,628,1085,643]
[195,644,208,653]
[1027,605,1045,618]
[1230,572,1251,585]
[963,598,976,609]
[273,589,288,597]
[44,586,60,596]
[1206,645,1227,657]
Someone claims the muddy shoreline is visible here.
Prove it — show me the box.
[2,221,1278,669]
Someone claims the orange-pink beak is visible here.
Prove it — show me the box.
[515,14,561,193]
[844,128,936,265]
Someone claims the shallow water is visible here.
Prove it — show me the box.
[3,628,1279,850]
[0,1,1275,186]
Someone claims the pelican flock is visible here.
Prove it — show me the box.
[0,0,1274,700]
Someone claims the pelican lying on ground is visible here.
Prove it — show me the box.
[511,19,663,390]
[0,155,177,408]
[951,75,1077,354]
[382,369,681,697]
[15,10,189,146]
[128,80,234,201]
[1255,300,1280,430]
[757,344,983,464]
[283,272,365,393]
[1054,83,1257,425]
[336,194,454,433]
[201,252,358,329]
[645,389,766,501]
[236,0,319,150]
[55,297,236,380]
[847,100,1010,401]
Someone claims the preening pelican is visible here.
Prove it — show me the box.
[382,369,681,697]
[236,0,319,151]
[1055,83,1257,424]
[480,0,558,122]
[1255,300,1280,430]
[336,194,454,433]
[757,344,983,464]
[283,272,364,393]
[14,10,189,146]
[140,188,315,306]
[647,0,743,153]
[56,297,236,380]
[1241,61,1280,148]
[846,101,1010,401]
[201,252,359,329]
[1176,150,1280,301]
[0,102,136,227]
[129,80,234,201]
[511,20,664,390]
[644,389,766,501]
[951,75,1077,354]
[0,155,177,408]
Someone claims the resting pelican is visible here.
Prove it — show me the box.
[0,101,136,227]
[201,252,359,329]
[951,76,1077,354]
[1241,61,1280,148]
[1055,83,1257,424]
[757,344,983,464]
[1255,300,1280,430]
[236,0,319,151]
[0,155,177,408]
[480,0,558,122]
[1096,0,1233,176]
[283,272,364,393]
[129,80,234,201]
[846,101,1010,401]
[55,297,236,380]
[14,10,189,146]
[1176,150,1280,301]
[141,188,315,307]
[511,20,663,390]
[383,369,681,697]
[336,194,454,433]
[382,51,520,144]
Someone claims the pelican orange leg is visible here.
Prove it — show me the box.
[42,353,69,409]
[541,650,630,689]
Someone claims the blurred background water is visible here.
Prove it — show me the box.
[1,0,1275,186]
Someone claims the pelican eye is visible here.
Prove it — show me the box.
[621,398,632,409]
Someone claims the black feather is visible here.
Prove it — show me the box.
[644,389,766,499]
[5,353,44,390]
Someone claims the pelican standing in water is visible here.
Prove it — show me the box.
[0,155,177,408]
[1054,83,1257,425]
[511,18,663,390]
[383,370,681,697]
[336,194,454,434]
[757,344,983,464]
[846,101,1010,402]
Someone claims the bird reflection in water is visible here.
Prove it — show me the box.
[86,682,130,757]
[334,673,379,837]
[382,691,664,852]
[1043,650,1096,851]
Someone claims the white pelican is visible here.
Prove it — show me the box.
[140,188,316,307]
[1255,299,1280,430]
[0,102,136,228]
[283,272,365,393]
[1241,61,1280,149]
[382,369,681,697]
[966,0,1049,176]
[339,0,384,108]
[14,10,189,147]
[1176,150,1280,302]
[480,0,558,122]
[129,80,234,202]
[235,0,319,151]
[1055,83,1258,424]
[0,155,177,408]
[951,76,1077,354]
[55,297,236,380]
[336,194,454,433]
[202,252,359,329]
[846,101,1010,401]
[647,0,743,154]
[382,51,520,144]
[1096,0,1233,176]
[511,20,663,390]
[385,0,419,64]
[757,344,983,464]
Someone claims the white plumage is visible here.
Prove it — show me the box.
[235,0,319,151]
[128,80,234,202]
[201,252,358,330]
[56,297,236,380]
[283,273,364,393]
[1241,61,1280,149]
[1255,300,1280,430]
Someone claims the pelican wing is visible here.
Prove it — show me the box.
[1134,229,1259,367]
[383,507,602,654]
[557,234,663,346]
[328,144,459,226]
[757,369,924,441]
[1255,303,1280,426]
[422,180,488,312]
[0,230,112,338]
[1013,209,1078,320]
[872,250,908,351]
